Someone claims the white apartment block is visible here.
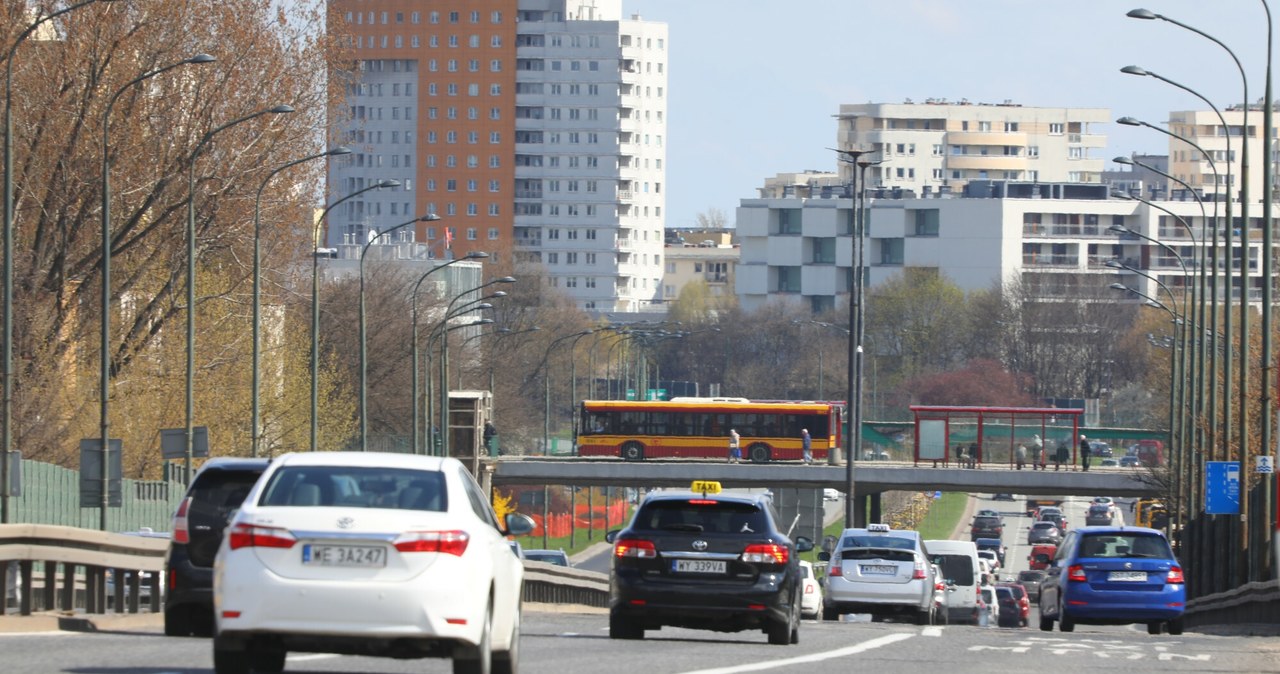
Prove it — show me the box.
[513,0,668,312]
[736,180,1259,314]
[661,245,737,304]
[1166,106,1278,201]
[837,101,1109,196]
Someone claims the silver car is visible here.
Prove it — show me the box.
[821,524,939,624]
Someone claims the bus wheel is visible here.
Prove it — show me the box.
[621,441,645,461]
[748,443,771,463]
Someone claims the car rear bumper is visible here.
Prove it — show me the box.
[824,579,928,611]
[1062,587,1186,622]
[216,563,485,645]
[611,575,792,628]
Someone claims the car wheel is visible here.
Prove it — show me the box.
[248,646,286,674]
[822,605,839,622]
[917,606,933,625]
[620,441,645,462]
[453,600,493,674]
[212,637,250,674]
[608,610,644,640]
[1168,618,1184,636]
[766,615,791,645]
[1147,621,1163,635]
[1039,611,1053,631]
[164,607,190,637]
[1058,602,1074,633]
[493,605,520,674]
[748,443,771,464]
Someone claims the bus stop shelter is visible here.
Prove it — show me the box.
[910,405,1084,468]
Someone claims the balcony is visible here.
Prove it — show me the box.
[514,189,543,199]
[1022,253,1077,267]
[617,190,634,201]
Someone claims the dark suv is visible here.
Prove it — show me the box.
[970,515,1003,541]
[164,457,269,637]
[607,483,813,644]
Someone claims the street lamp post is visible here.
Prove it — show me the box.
[439,277,515,457]
[410,252,488,454]
[309,180,400,451]
[95,53,215,528]
[542,331,592,456]
[425,302,498,456]
[359,213,439,451]
[250,146,351,457]
[4,0,113,524]
[184,104,293,483]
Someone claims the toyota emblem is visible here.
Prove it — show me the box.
[692,540,708,551]
[337,517,354,529]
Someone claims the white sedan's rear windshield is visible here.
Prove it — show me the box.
[259,466,447,512]
[841,534,916,550]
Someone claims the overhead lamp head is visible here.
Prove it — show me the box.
[419,213,441,222]
[496,276,516,283]
[1108,224,1130,234]
[1109,282,1130,291]
[1116,116,1141,127]
[377,180,400,189]
[185,53,217,64]
[1126,8,1158,20]
[473,318,495,326]
[268,105,295,114]
[465,251,490,259]
[1120,65,1149,77]
[327,146,353,156]
[1113,156,1135,165]
[1104,259,1124,269]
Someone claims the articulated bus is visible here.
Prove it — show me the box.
[576,398,843,462]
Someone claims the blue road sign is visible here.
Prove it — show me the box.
[1205,461,1241,515]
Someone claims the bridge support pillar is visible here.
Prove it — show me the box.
[868,492,881,525]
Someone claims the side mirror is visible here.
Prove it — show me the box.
[794,536,814,553]
[504,513,536,537]
[817,550,831,562]
[604,529,621,544]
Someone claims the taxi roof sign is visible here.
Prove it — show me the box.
[691,480,722,497]
[867,523,890,532]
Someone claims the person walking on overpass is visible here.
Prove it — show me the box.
[1079,434,1092,472]
[728,429,741,463]
[801,428,813,464]
[1054,440,1069,471]
[1015,444,1028,470]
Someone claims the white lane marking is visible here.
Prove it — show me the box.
[286,654,339,662]
[677,633,914,674]
[921,626,943,637]
[0,632,64,637]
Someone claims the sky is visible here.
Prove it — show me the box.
[628,0,1275,228]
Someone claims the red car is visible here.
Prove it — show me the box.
[996,583,1030,627]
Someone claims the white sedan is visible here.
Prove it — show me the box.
[799,560,823,618]
[213,452,534,674]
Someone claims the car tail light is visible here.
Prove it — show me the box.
[1067,564,1087,582]
[171,497,192,544]
[828,563,843,577]
[741,544,788,564]
[935,582,946,591]
[614,538,657,559]
[394,530,470,555]
[805,584,816,594]
[1166,566,1185,584]
[912,562,927,580]
[228,523,296,550]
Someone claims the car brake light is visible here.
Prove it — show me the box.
[912,562,927,580]
[686,499,717,505]
[828,563,843,577]
[1166,566,1185,584]
[171,497,192,544]
[741,543,788,564]
[394,530,470,555]
[614,538,657,559]
[805,584,815,594]
[228,523,297,550]
[1067,564,1087,582]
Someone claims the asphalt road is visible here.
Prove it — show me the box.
[1,607,1275,674]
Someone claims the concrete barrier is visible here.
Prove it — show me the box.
[522,560,609,608]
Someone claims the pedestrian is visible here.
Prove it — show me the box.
[1015,444,1027,470]
[1054,440,1068,471]
[801,428,813,464]
[728,429,741,463]
[954,443,965,467]
[1080,434,1092,472]
[968,442,980,469]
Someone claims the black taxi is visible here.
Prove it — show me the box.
[606,481,814,644]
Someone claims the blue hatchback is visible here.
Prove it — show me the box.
[1038,526,1185,635]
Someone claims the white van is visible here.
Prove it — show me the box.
[924,539,981,624]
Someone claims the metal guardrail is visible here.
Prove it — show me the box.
[522,560,609,608]
[0,524,167,616]
[1185,579,1280,628]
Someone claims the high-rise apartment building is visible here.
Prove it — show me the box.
[837,101,1109,196]
[1166,106,1276,201]
[327,0,668,311]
